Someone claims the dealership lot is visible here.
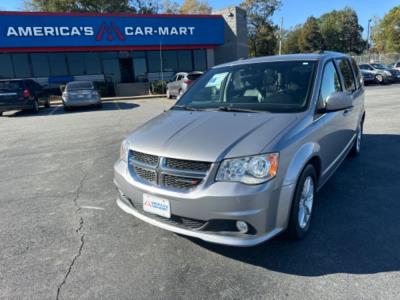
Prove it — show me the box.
[1,85,400,299]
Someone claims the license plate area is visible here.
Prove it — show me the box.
[143,193,171,218]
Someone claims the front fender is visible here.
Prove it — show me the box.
[282,142,320,187]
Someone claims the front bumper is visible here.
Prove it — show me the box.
[114,159,295,246]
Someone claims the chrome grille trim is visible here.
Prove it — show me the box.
[128,151,212,190]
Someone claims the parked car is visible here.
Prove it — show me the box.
[0,79,49,116]
[359,63,393,84]
[360,69,376,85]
[115,52,365,246]
[62,81,101,111]
[166,71,203,99]
[387,61,400,71]
[383,63,400,82]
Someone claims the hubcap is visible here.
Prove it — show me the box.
[298,176,314,229]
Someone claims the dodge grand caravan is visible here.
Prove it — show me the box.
[114,52,365,246]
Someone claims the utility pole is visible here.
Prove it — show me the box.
[279,17,283,55]
[159,40,164,92]
[367,19,372,52]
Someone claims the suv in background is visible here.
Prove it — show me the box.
[0,79,49,116]
[166,71,203,99]
[115,52,365,246]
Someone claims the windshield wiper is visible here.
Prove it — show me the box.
[172,105,203,111]
[217,106,262,113]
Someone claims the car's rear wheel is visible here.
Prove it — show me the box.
[287,164,317,239]
[350,120,363,156]
[32,99,39,113]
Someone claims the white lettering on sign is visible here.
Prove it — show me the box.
[124,26,195,36]
[6,26,95,37]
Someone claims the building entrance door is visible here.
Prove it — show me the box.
[119,58,134,83]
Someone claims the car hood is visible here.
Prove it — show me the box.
[126,110,299,162]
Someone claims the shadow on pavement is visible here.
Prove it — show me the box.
[3,101,139,117]
[191,134,400,276]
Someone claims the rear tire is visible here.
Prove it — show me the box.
[287,164,317,240]
[32,99,39,113]
[350,120,363,156]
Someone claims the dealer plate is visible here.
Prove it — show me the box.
[143,193,171,218]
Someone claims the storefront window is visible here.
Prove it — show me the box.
[102,59,121,83]
[147,51,161,73]
[177,50,192,71]
[133,58,147,81]
[12,54,31,78]
[84,53,101,75]
[193,50,207,71]
[67,53,85,75]
[48,53,68,76]
[0,54,14,78]
[31,54,50,77]
[162,51,178,72]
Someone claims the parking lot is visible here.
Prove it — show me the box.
[0,84,399,299]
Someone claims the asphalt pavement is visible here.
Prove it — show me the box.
[0,85,399,299]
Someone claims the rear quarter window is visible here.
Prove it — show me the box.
[0,81,24,91]
[336,59,356,93]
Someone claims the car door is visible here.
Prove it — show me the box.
[335,57,360,142]
[314,60,352,180]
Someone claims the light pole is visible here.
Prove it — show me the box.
[367,19,372,52]
[278,17,283,55]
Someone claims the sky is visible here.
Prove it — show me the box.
[1,0,399,33]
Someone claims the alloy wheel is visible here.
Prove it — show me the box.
[298,176,314,229]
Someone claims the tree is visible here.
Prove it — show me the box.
[179,0,211,14]
[319,8,366,54]
[299,16,324,53]
[240,0,281,56]
[282,25,302,54]
[24,0,159,13]
[372,6,400,53]
[162,0,180,14]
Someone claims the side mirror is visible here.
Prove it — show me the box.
[325,92,353,112]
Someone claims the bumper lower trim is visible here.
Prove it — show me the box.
[116,196,283,247]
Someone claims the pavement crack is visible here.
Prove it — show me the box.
[56,235,85,300]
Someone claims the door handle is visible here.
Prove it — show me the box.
[343,108,353,115]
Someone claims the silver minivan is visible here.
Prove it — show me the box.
[114,52,365,246]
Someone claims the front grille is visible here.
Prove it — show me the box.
[165,158,211,172]
[129,151,212,191]
[133,166,156,184]
[132,151,158,166]
[164,174,201,189]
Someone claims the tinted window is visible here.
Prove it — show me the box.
[48,53,68,76]
[0,81,23,91]
[66,81,93,91]
[67,53,85,75]
[336,59,356,92]
[163,51,178,72]
[0,54,15,78]
[187,73,202,81]
[147,51,161,72]
[84,53,101,75]
[31,54,50,77]
[318,61,342,110]
[350,58,362,89]
[193,50,207,71]
[12,54,32,78]
[176,60,317,113]
[177,50,193,71]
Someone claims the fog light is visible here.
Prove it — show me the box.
[236,221,248,233]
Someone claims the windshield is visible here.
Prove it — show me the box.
[66,81,94,91]
[371,64,387,70]
[174,60,317,113]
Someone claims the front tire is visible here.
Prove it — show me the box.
[287,164,317,239]
[375,74,384,84]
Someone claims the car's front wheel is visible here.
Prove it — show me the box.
[375,74,384,84]
[287,164,317,239]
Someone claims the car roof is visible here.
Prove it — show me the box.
[213,51,348,69]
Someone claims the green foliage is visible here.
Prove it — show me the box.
[24,0,159,13]
[240,0,281,56]
[298,17,324,53]
[283,7,366,55]
[150,80,166,94]
[179,0,211,14]
[372,6,400,53]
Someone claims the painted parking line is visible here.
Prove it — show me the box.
[49,105,61,115]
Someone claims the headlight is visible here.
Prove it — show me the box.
[120,140,129,162]
[216,153,279,184]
